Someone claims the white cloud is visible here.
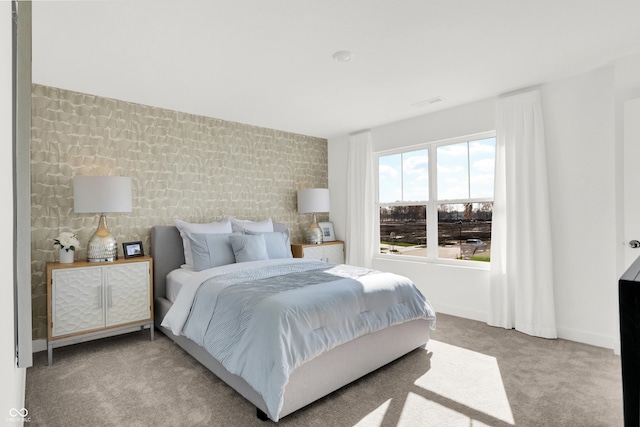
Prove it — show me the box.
[472,158,495,173]
[438,144,467,157]
[379,164,399,178]
[403,155,428,175]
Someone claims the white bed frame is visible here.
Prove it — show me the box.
[151,225,431,421]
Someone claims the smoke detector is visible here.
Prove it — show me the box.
[332,50,353,62]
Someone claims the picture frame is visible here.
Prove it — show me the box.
[122,241,144,259]
[318,221,336,242]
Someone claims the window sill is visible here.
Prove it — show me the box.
[373,253,491,271]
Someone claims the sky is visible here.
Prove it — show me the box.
[379,137,495,203]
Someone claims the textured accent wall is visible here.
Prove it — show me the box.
[30,84,328,340]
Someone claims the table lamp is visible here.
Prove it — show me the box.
[73,175,132,262]
[297,188,330,244]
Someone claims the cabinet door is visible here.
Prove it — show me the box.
[325,244,344,264]
[105,262,150,326]
[303,245,325,261]
[52,267,104,337]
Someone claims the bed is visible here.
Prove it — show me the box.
[151,223,435,422]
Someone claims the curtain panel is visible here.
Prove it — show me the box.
[346,131,375,268]
[488,90,557,338]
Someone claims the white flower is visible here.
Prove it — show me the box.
[54,232,80,252]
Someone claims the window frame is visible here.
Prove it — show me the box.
[374,131,496,268]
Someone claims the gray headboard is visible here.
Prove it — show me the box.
[150,226,184,300]
[150,223,287,300]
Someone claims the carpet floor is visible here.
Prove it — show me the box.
[25,314,623,426]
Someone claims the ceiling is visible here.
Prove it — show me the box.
[31,1,640,140]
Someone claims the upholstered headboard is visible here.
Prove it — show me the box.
[150,226,184,300]
[150,223,287,300]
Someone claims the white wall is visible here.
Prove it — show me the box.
[328,53,640,350]
[542,65,618,348]
[1,2,27,425]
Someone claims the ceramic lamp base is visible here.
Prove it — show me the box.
[87,214,118,262]
[305,214,323,244]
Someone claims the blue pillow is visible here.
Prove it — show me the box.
[228,234,269,263]
[246,230,293,259]
[186,232,237,271]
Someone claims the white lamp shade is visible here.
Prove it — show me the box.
[297,188,330,213]
[73,176,132,213]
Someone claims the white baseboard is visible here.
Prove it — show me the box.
[613,340,621,356]
[556,326,618,352]
[432,302,487,323]
[32,339,47,353]
[431,306,620,353]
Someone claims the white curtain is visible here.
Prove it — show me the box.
[346,131,375,268]
[488,90,557,338]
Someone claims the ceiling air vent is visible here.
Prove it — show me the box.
[412,97,443,107]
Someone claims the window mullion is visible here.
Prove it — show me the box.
[467,141,471,199]
[400,153,404,202]
[427,145,438,259]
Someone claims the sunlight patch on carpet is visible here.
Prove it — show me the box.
[415,340,515,425]
[354,399,391,426]
[399,392,495,427]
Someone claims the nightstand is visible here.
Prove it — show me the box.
[46,256,154,365]
[291,241,345,264]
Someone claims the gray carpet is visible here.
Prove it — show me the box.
[25,314,623,426]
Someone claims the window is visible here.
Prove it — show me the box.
[377,134,495,263]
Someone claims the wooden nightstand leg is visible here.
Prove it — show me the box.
[47,342,53,366]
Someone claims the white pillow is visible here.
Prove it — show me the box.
[227,217,274,233]
[173,218,233,268]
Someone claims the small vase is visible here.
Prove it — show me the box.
[59,248,74,264]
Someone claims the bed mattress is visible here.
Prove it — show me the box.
[166,268,194,302]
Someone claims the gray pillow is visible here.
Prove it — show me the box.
[228,233,269,263]
[246,230,292,259]
[186,232,237,271]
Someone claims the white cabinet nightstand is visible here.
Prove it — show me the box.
[291,241,345,264]
[47,256,154,365]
